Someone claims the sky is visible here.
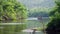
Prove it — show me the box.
[18,0,56,9]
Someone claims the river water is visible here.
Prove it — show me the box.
[22,17,49,34]
[0,17,50,34]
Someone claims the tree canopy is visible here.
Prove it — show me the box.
[28,7,49,17]
[0,0,27,20]
[46,0,60,34]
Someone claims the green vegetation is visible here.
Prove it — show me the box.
[0,0,27,20]
[28,7,49,17]
[0,0,27,34]
[46,0,60,34]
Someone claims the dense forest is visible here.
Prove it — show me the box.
[28,7,50,17]
[0,0,27,21]
[46,0,60,34]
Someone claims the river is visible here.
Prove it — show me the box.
[0,17,50,34]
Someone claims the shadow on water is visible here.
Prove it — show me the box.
[0,19,27,23]
[0,19,27,34]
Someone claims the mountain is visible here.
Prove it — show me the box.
[17,0,56,17]
[18,0,56,9]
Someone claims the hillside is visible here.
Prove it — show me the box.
[18,0,55,9]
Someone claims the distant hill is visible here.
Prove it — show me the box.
[18,0,55,9]
[17,0,56,17]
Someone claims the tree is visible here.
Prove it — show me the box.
[46,0,60,34]
[0,0,27,34]
[28,7,49,17]
[0,0,27,20]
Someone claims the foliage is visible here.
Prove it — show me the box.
[46,0,60,34]
[0,0,27,34]
[28,7,49,17]
[0,0,27,20]
[48,6,58,16]
[28,12,49,17]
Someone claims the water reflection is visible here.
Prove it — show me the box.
[0,18,49,34]
[0,19,27,34]
[18,32,44,34]
[0,19,27,23]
